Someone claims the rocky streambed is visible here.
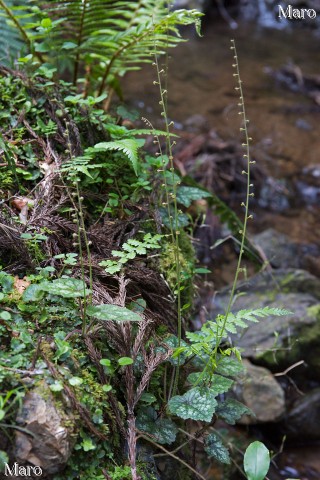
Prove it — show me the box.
[121,13,320,479]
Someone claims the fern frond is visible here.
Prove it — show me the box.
[25,1,201,89]
[0,0,29,64]
[207,307,292,339]
[0,0,202,92]
[94,138,145,175]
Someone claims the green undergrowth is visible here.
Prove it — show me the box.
[0,3,291,479]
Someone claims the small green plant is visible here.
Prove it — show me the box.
[99,233,162,274]
[244,441,271,480]
[135,38,293,478]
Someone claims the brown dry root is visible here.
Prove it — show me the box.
[0,208,34,272]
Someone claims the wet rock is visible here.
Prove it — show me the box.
[13,386,76,476]
[253,229,300,268]
[253,228,320,272]
[295,164,320,204]
[210,269,320,373]
[284,388,320,439]
[258,177,291,212]
[233,360,286,424]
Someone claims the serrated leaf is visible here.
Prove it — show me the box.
[244,441,270,480]
[204,433,230,464]
[94,138,144,175]
[216,398,252,425]
[176,186,212,207]
[210,375,234,395]
[140,392,156,404]
[86,304,142,322]
[168,387,217,422]
[161,335,189,366]
[136,407,178,445]
[216,356,244,377]
[159,208,190,228]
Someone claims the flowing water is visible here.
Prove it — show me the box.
[121,18,320,479]
[122,21,320,244]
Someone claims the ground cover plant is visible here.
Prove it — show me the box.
[0,2,291,479]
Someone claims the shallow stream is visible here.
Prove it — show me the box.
[121,17,320,480]
[122,21,320,244]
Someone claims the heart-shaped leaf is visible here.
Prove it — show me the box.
[168,387,217,422]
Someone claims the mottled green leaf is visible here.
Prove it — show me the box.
[46,278,90,298]
[50,380,64,392]
[137,407,178,445]
[69,376,83,386]
[86,304,142,322]
[204,433,230,464]
[22,284,45,302]
[0,311,11,321]
[168,387,217,422]
[0,272,14,293]
[216,398,252,425]
[216,356,245,377]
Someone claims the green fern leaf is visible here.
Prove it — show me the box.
[94,139,144,175]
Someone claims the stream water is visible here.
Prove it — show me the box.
[122,21,320,244]
[121,17,320,480]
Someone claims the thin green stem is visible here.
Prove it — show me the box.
[152,48,182,397]
[212,39,253,363]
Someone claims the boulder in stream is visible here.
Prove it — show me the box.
[233,360,286,424]
[283,388,320,439]
[211,269,320,375]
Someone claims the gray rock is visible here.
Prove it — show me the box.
[13,386,76,476]
[233,360,286,424]
[284,388,320,439]
[253,228,320,271]
[211,269,320,373]
[258,178,291,212]
[253,229,300,268]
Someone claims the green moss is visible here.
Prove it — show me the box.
[307,304,320,320]
[0,169,13,190]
